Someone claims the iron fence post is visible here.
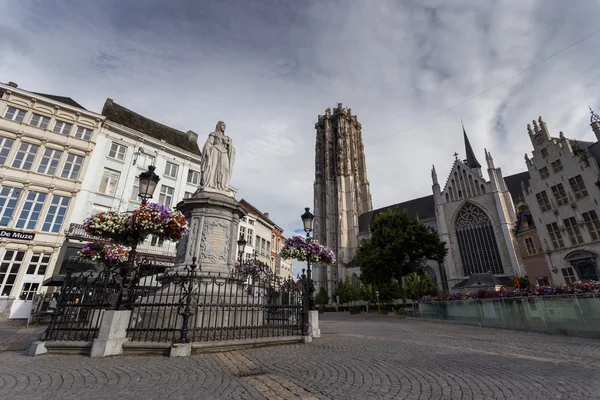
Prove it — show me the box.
[178,258,197,344]
[301,269,309,337]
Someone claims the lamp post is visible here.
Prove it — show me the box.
[237,234,247,265]
[138,165,160,206]
[301,207,315,311]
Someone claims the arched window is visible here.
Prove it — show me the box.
[455,203,504,275]
[351,273,361,289]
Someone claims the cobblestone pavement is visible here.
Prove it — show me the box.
[1,313,599,399]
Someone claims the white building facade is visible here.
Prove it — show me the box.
[0,81,104,319]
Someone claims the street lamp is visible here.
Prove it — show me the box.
[301,207,315,311]
[138,166,160,205]
[237,234,247,264]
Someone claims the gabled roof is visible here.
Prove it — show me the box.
[504,171,530,203]
[31,92,86,110]
[358,195,435,234]
[101,99,201,155]
[239,199,276,227]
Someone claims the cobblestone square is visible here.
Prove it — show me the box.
[1,314,599,399]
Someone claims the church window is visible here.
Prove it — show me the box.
[455,203,504,276]
[546,223,564,249]
[568,175,588,200]
[561,267,576,285]
[582,210,600,241]
[551,184,568,206]
[540,148,548,158]
[551,159,563,173]
[524,237,536,255]
[564,217,584,245]
[538,167,550,179]
[480,184,485,194]
[535,191,551,212]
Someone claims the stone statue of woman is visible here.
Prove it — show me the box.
[200,121,236,192]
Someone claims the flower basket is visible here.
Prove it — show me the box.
[234,261,266,278]
[78,240,129,263]
[280,235,336,264]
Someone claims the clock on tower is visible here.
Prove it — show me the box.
[534,134,544,145]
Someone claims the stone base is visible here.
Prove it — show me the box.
[309,310,321,339]
[27,341,48,357]
[90,338,128,358]
[170,343,192,357]
[301,335,312,344]
[90,310,131,358]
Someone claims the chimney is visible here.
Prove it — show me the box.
[186,130,199,143]
[590,107,600,141]
[7,82,17,88]
[263,212,269,219]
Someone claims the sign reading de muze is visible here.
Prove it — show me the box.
[0,229,35,241]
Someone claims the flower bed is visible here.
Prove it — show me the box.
[280,235,336,264]
[422,280,600,302]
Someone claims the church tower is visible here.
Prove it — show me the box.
[313,104,373,299]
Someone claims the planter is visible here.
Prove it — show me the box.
[349,309,361,315]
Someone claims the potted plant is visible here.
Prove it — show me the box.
[395,305,406,319]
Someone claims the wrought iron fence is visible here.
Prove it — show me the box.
[126,261,304,343]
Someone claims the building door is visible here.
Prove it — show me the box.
[578,263,599,281]
[10,252,51,319]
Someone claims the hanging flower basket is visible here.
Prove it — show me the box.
[83,203,188,246]
[280,235,336,264]
[78,240,130,263]
[280,277,300,292]
[234,259,269,278]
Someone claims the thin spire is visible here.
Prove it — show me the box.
[462,122,481,169]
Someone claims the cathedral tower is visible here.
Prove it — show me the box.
[313,104,373,299]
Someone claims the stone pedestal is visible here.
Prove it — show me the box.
[90,310,131,358]
[309,310,321,339]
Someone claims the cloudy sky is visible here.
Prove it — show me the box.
[1,0,600,262]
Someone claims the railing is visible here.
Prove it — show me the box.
[419,294,600,337]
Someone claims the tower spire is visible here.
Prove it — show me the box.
[462,121,481,169]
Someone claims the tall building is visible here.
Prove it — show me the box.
[522,113,600,283]
[0,81,105,319]
[313,104,372,299]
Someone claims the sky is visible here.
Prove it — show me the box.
[1,0,600,275]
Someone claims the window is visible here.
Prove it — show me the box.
[248,219,255,225]
[150,235,164,247]
[108,142,127,161]
[535,191,551,212]
[536,277,550,287]
[247,229,254,246]
[551,184,568,206]
[455,203,504,275]
[239,226,246,243]
[74,126,93,140]
[538,166,550,179]
[266,241,271,254]
[551,159,563,173]
[564,217,584,245]
[0,137,14,165]
[52,120,73,135]
[29,114,51,129]
[524,237,536,255]
[0,250,25,296]
[546,222,564,249]
[19,282,40,301]
[561,267,577,285]
[131,177,140,201]
[261,238,267,255]
[11,142,39,170]
[16,191,47,230]
[582,210,600,241]
[41,195,70,233]
[540,148,548,158]
[183,191,193,199]
[158,185,174,207]
[61,153,84,180]
[37,148,63,175]
[187,169,200,185]
[568,175,588,200]
[3,106,26,122]
[0,187,22,226]
[165,162,179,178]
[99,169,120,196]
[27,253,51,275]
[137,153,155,168]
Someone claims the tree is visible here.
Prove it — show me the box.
[334,276,360,304]
[315,287,329,307]
[356,207,447,304]
[404,270,438,301]
[374,278,403,303]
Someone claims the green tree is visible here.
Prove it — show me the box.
[356,207,447,304]
[334,276,360,304]
[375,278,403,303]
[315,287,329,307]
[404,270,438,301]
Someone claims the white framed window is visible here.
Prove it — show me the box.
[150,235,164,247]
[26,253,51,275]
[158,185,174,207]
[524,237,536,255]
[131,177,140,201]
[60,153,84,180]
[29,113,51,129]
[99,169,120,196]
[52,120,73,135]
[3,106,27,122]
[19,282,41,301]
[583,210,600,241]
[247,229,254,246]
[11,142,39,170]
[41,195,70,233]
[187,169,200,185]
[0,250,25,296]
[164,162,179,178]
[37,148,63,175]
[561,267,576,285]
[183,191,193,199]
[74,126,93,140]
[108,142,127,161]
[0,137,14,165]
[137,153,155,168]
[0,187,22,226]
[239,226,246,240]
[248,219,255,225]
[16,191,47,230]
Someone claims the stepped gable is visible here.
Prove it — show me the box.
[102,99,201,155]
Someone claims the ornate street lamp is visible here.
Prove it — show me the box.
[237,234,247,264]
[138,166,160,205]
[301,207,314,233]
[301,207,316,312]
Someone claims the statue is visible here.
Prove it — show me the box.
[200,121,235,192]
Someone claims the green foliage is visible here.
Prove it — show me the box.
[315,287,329,306]
[404,270,438,300]
[356,207,447,288]
[360,283,374,301]
[518,276,531,289]
[374,278,403,302]
[334,276,360,304]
